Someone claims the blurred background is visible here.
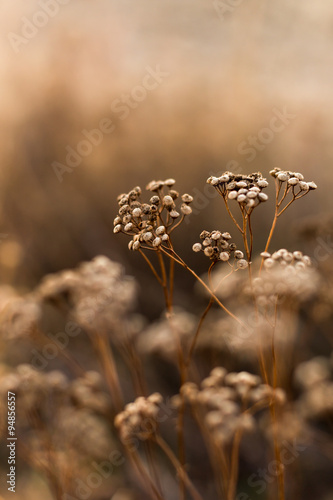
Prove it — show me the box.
[0,2,333,499]
[0,0,332,310]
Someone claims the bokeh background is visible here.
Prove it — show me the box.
[0,0,332,306]
[0,2,333,499]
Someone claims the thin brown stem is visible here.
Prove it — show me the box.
[154,435,204,500]
[260,179,282,272]
[271,298,279,389]
[260,209,278,273]
[223,197,243,233]
[128,449,166,500]
[192,404,229,499]
[139,249,163,286]
[269,402,285,500]
[270,299,285,500]
[92,331,123,412]
[168,240,176,304]
[186,262,234,367]
[248,214,254,260]
[169,214,186,233]
[144,441,163,497]
[277,197,295,217]
[228,428,243,500]
[276,182,290,207]
[242,211,250,261]
[157,250,170,307]
[186,297,213,367]
[160,247,248,331]
[157,247,186,500]
[122,337,148,396]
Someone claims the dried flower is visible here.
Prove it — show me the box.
[113,179,193,253]
[179,367,284,445]
[269,168,317,195]
[115,393,163,441]
[207,171,269,214]
[193,230,248,266]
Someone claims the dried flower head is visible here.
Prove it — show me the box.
[0,293,41,340]
[252,250,319,305]
[269,168,317,210]
[192,230,247,266]
[269,167,317,190]
[136,309,196,360]
[114,393,163,441]
[295,357,333,420]
[36,256,136,333]
[114,180,193,251]
[207,171,269,215]
[177,367,284,445]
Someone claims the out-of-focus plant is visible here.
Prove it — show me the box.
[1,169,330,500]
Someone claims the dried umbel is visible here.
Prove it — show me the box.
[114,180,193,251]
[192,230,247,267]
[114,393,163,441]
[36,256,136,330]
[254,250,319,304]
[70,370,110,414]
[0,365,113,463]
[294,357,331,390]
[261,249,312,270]
[207,171,269,215]
[176,367,285,445]
[136,309,196,360]
[0,294,41,340]
[0,365,69,419]
[0,366,105,417]
[294,357,333,420]
[269,167,317,194]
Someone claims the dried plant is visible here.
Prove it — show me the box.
[2,168,331,500]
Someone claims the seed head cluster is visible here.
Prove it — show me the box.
[261,249,312,271]
[114,180,193,251]
[253,249,318,304]
[114,393,163,441]
[192,230,248,267]
[0,364,111,458]
[295,357,333,420]
[36,256,135,332]
[175,367,285,445]
[206,171,269,214]
[269,168,317,192]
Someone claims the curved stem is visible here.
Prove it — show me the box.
[160,247,248,332]
[139,249,163,286]
[169,214,185,233]
[277,197,295,217]
[277,182,290,207]
[186,298,213,367]
[186,263,235,367]
[223,197,243,233]
[154,435,204,500]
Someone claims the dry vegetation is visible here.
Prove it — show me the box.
[0,1,333,499]
[0,169,333,500]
